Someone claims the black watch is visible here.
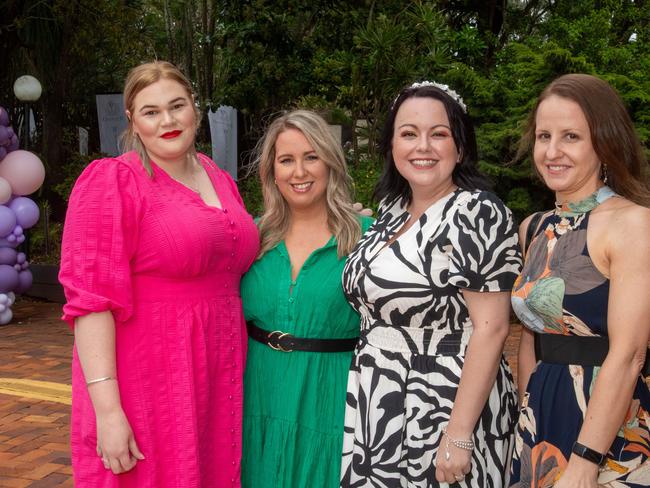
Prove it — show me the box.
[572,441,606,466]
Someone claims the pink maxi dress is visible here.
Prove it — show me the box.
[59,151,259,488]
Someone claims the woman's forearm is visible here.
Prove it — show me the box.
[446,324,509,437]
[575,352,644,454]
[517,328,536,404]
[75,311,122,415]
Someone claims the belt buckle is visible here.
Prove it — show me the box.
[267,330,293,352]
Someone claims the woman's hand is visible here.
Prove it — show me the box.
[553,456,600,488]
[352,202,373,217]
[95,407,144,474]
[434,437,472,484]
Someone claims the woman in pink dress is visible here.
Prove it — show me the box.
[59,61,259,487]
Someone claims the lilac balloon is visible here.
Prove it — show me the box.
[8,135,18,152]
[0,126,8,143]
[12,203,37,232]
[15,234,24,244]
[0,307,13,325]
[0,206,16,237]
[0,248,17,265]
[0,264,18,292]
[16,252,25,264]
[0,238,18,248]
[15,269,32,294]
[7,292,15,306]
[0,147,6,161]
[0,293,7,304]
[0,108,8,127]
[9,199,38,228]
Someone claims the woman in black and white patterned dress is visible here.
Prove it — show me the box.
[340,82,522,487]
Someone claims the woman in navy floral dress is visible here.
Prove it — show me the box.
[510,74,650,487]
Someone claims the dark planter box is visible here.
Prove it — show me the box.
[27,264,65,303]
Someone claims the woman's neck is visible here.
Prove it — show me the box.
[151,152,197,179]
[408,182,458,218]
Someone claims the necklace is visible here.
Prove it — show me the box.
[170,156,202,195]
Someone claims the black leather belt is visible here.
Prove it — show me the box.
[535,334,650,376]
[246,321,358,353]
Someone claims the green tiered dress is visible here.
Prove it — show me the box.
[241,216,372,488]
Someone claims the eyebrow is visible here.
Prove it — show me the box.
[138,97,187,112]
[397,123,451,130]
[276,150,317,159]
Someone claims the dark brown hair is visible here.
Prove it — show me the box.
[519,73,650,206]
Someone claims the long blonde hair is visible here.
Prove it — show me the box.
[255,110,361,258]
[122,60,200,175]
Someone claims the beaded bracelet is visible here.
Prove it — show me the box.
[86,376,116,387]
[443,428,474,461]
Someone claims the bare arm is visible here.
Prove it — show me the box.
[435,290,512,484]
[517,328,536,404]
[75,311,144,474]
[516,215,539,404]
[556,206,650,487]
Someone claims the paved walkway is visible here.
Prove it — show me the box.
[0,299,522,487]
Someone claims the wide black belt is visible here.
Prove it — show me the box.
[246,321,358,353]
[535,334,650,376]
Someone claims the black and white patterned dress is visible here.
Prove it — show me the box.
[340,189,522,488]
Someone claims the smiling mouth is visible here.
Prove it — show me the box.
[410,159,437,168]
[546,164,571,172]
[161,130,182,139]
[291,182,313,192]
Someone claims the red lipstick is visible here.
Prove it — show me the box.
[161,130,182,139]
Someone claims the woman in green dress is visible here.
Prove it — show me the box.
[241,110,373,488]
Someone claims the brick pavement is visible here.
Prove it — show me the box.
[0,299,522,487]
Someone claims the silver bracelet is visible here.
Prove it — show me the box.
[86,376,116,387]
[443,428,474,461]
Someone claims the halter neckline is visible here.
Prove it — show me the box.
[554,186,616,217]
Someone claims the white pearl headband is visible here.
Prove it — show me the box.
[393,81,467,113]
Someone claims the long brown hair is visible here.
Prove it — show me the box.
[519,73,650,206]
[122,60,200,175]
[254,110,361,258]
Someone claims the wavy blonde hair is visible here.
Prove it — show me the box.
[255,110,361,258]
[122,60,200,175]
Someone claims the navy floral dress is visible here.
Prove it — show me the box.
[510,186,650,487]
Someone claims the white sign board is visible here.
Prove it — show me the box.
[208,106,238,180]
[96,94,127,156]
[78,127,89,155]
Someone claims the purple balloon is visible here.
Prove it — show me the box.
[0,264,18,292]
[6,126,14,137]
[0,147,6,161]
[0,248,17,265]
[0,238,18,248]
[9,198,38,229]
[15,269,32,294]
[16,252,25,264]
[0,108,8,127]
[0,126,8,144]
[8,135,18,152]
[0,206,16,237]
[0,307,12,325]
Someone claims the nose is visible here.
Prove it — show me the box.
[416,134,431,152]
[161,109,174,125]
[294,159,307,178]
[545,137,561,160]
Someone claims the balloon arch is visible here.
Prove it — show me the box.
[0,106,46,325]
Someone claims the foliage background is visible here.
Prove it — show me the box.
[1,0,649,260]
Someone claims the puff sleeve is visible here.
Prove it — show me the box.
[447,191,522,292]
[59,158,143,327]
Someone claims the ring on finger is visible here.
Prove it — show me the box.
[455,474,464,481]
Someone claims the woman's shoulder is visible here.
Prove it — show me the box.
[76,151,144,188]
[457,189,513,218]
[600,196,650,242]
